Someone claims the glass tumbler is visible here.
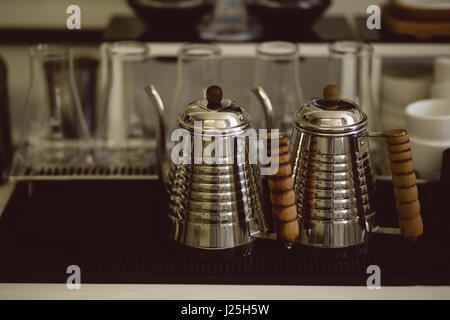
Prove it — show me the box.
[96,41,154,168]
[328,41,387,175]
[328,41,378,131]
[250,41,303,134]
[17,44,91,170]
[170,43,222,135]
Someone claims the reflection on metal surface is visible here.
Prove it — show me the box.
[291,131,376,248]
[291,86,377,250]
[147,84,273,250]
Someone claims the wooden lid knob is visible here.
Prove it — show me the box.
[206,85,223,109]
[323,84,340,102]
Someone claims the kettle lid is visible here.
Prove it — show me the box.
[293,84,367,134]
[178,85,251,132]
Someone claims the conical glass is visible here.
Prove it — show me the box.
[16,44,91,170]
[170,43,222,135]
[328,41,387,175]
[250,41,303,134]
[96,41,155,168]
[328,41,379,131]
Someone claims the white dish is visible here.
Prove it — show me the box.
[410,136,450,180]
[434,57,450,83]
[381,64,432,106]
[430,81,450,99]
[397,0,450,10]
[406,98,450,141]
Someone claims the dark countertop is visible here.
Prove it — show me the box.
[0,16,356,44]
[1,15,448,45]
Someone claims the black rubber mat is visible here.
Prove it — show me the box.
[0,180,437,286]
[376,179,450,285]
[415,181,450,285]
[416,236,450,285]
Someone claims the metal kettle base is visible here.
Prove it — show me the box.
[255,237,369,259]
[297,242,369,259]
[169,240,255,261]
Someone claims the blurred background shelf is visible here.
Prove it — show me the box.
[103,16,355,42]
[2,41,450,149]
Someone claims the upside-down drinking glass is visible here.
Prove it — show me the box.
[95,41,156,168]
[16,44,91,171]
[250,41,303,134]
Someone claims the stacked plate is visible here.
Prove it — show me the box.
[431,57,450,99]
[384,0,450,40]
[380,64,432,131]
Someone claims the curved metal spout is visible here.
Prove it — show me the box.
[248,86,277,242]
[251,86,273,130]
[145,85,169,188]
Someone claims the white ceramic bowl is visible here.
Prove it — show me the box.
[430,81,450,99]
[410,136,450,180]
[434,57,450,83]
[382,64,432,106]
[406,99,450,141]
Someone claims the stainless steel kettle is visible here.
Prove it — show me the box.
[146,84,274,251]
[291,84,423,253]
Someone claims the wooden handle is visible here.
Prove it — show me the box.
[267,133,299,244]
[385,130,423,238]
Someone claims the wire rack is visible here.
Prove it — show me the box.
[9,163,158,181]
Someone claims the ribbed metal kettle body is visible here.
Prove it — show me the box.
[167,134,264,249]
[290,128,377,248]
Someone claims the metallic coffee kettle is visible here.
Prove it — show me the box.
[291,84,423,254]
[146,84,274,252]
